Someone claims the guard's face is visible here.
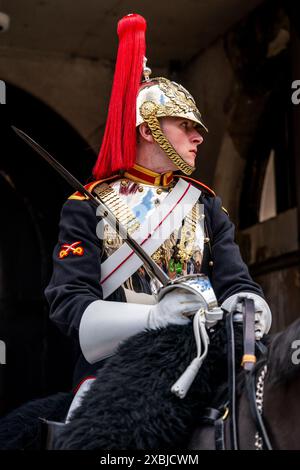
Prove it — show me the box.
[160,117,204,168]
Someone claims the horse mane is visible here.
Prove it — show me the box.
[267,318,300,385]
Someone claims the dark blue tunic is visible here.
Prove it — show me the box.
[45,183,263,383]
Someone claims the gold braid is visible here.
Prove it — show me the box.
[140,102,195,176]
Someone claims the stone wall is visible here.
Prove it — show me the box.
[180,0,299,330]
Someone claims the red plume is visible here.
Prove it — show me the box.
[93,14,146,179]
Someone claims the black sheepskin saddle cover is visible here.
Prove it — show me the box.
[54,321,243,450]
[0,320,244,450]
[0,392,72,450]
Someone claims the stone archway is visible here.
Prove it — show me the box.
[0,82,96,415]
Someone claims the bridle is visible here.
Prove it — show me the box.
[201,298,272,450]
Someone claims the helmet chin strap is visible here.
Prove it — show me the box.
[140,102,195,176]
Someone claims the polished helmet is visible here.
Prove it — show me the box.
[93,14,207,179]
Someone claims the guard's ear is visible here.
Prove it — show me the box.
[138,122,154,143]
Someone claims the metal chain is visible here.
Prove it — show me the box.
[255,364,268,450]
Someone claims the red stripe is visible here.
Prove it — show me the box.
[73,375,96,395]
[100,183,191,286]
[166,173,173,184]
[127,167,157,184]
[71,175,120,199]
[174,174,215,196]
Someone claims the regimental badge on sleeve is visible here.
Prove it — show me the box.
[58,241,84,259]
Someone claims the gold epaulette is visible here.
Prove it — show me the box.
[68,175,121,200]
[174,174,216,197]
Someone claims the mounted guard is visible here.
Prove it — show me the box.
[5,13,272,450]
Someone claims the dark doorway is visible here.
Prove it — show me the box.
[0,82,96,415]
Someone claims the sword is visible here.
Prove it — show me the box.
[11,126,170,286]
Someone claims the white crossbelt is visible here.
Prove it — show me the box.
[99,178,201,298]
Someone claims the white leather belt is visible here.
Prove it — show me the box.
[99,178,201,298]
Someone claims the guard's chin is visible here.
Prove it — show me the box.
[183,156,196,167]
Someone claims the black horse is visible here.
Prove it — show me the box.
[0,319,243,450]
[0,316,299,450]
[189,317,300,450]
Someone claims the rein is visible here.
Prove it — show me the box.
[201,298,273,450]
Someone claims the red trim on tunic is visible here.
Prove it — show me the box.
[68,175,121,200]
[73,375,96,395]
[174,174,215,196]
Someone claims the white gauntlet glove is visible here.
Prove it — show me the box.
[148,288,202,329]
[79,288,203,364]
[221,292,272,340]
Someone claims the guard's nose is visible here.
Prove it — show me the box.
[192,129,204,146]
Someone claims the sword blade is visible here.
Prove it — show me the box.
[12,126,170,286]
[11,126,101,207]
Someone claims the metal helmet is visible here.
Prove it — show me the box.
[135,67,208,175]
[93,14,208,180]
[136,77,207,130]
